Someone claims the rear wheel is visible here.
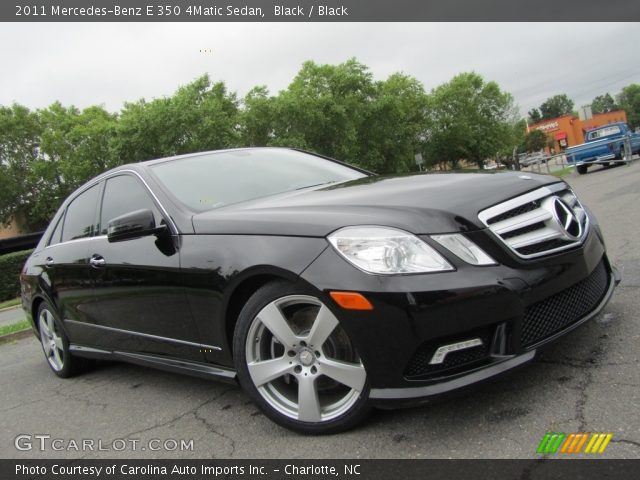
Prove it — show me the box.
[233,282,371,434]
[37,302,85,378]
[576,164,588,175]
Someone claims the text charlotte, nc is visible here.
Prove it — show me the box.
[17,4,349,18]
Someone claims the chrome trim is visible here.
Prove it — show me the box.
[113,169,179,235]
[44,235,108,250]
[478,183,590,259]
[370,351,536,399]
[477,183,565,224]
[64,319,221,351]
[45,169,179,251]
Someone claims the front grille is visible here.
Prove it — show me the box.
[521,261,609,347]
[405,332,491,379]
[487,200,540,225]
[478,183,589,259]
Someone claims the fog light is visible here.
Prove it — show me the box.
[429,338,483,364]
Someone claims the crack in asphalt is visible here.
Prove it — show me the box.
[193,399,237,458]
[0,397,47,414]
[121,386,238,456]
[610,438,640,449]
[51,385,109,411]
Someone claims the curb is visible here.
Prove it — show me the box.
[0,305,22,314]
[0,329,34,345]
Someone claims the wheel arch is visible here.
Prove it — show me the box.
[30,295,47,334]
[223,267,299,353]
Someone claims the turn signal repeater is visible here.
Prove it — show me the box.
[329,291,374,310]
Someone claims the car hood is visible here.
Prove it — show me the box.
[192,171,562,237]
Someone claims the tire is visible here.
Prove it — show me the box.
[233,281,372,434]
[37,302,86,378]
[616,147,628,165]
[576,164,588,175]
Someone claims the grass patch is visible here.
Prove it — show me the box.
[0,298,21,310]
[551,167,574,178]
[0,319,30,337]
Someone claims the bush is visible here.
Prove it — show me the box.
[0,249,32,302]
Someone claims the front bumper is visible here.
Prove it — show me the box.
[300,227,619,405]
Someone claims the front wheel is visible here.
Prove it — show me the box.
[233,282,372,434]
[617,148,628,165]
[576,164,588,174]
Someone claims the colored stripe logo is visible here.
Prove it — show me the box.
[537,432,613,454]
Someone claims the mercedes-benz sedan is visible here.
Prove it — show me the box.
[20,148,619,433]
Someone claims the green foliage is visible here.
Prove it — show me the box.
[525,129,548,152]
[0,104,41,228]
[113,74,240,163]
[270,59,375,161]
[241,86,277,147]
[424,72,517,169]
[0,319,30,337]
[591,93,618,114]
[0,249,32,302]
[0,297,21,309]
[241,59,428,173]
[539,94,574,120]
[528,108,542,124]
[360,73,429,173]
[617,84,640,129]
[9,61,614,231]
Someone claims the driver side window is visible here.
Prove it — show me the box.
[99,175,163,235]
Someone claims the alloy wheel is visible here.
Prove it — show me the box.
[245,295,366,423]
[39,308,64,371]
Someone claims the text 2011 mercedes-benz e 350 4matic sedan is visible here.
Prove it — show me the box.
[20,148,619,433]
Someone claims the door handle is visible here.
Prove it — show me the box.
[89,255,106,268]
[45,257,54,267]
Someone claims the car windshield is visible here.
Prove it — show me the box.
[150,149,367,211]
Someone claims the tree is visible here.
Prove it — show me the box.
[269,59,375,161]
[539,94,574,120]
[0,104,42,229]
[617,84,640,129]
[359,73,429,173]
[424,72,516,169]
[112,75,240,163]
[525,129,547,152]
[241,86,277,147]
[591,93,618,114]
[528,108,542,124]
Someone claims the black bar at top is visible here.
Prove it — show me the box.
[3,0,640,22]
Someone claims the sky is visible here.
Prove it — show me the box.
[1,22,639,117]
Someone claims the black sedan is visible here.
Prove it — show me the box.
[20,148,619,433]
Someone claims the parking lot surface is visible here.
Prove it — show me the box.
[1,163,639,459]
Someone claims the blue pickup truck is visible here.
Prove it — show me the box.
[566,122,640,174]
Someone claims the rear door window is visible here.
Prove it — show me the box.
[61,184,100,243]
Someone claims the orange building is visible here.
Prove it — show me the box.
[529,110,628,152]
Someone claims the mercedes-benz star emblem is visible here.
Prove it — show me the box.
[550,197,582,240]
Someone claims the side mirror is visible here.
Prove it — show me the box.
[107,209,164,242]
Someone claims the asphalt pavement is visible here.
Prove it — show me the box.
[1,162,639,459]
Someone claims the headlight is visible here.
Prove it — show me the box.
[431,234,496,266]
[327,226,454,274]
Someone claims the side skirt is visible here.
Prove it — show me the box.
[69,345,237,383]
